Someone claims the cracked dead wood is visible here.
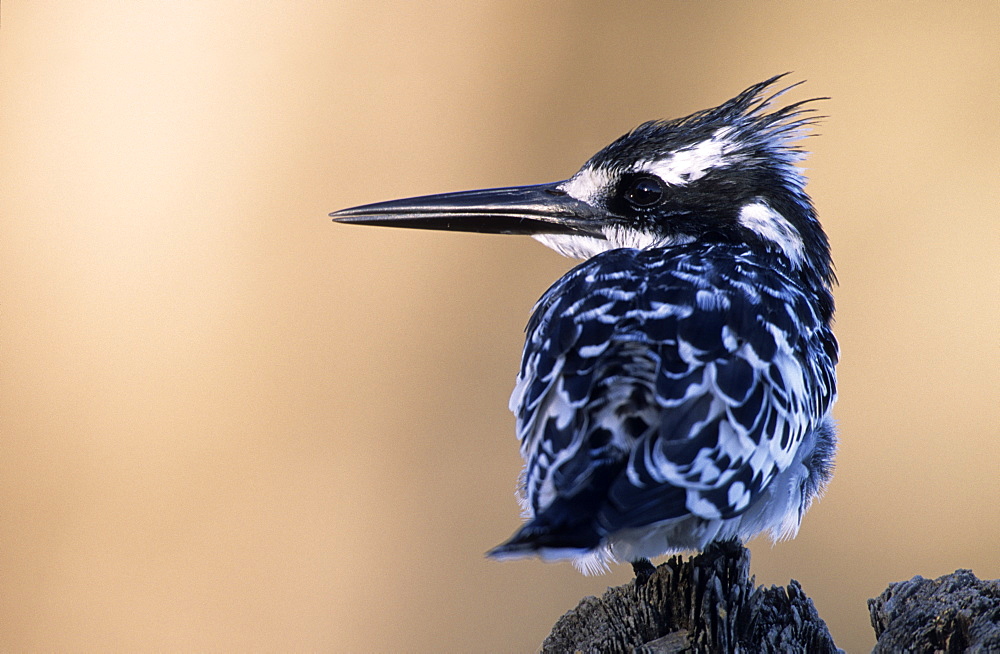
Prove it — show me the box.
[541,540,838,653]
[541,540,1000,653]
[868,568,1000,652]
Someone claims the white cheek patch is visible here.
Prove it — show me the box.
[559,166,614,204]
[637,128,738,185]
[738,201,805,266]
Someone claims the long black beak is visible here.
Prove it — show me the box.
[330,182,605,238]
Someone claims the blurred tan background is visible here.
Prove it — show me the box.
[2,2,998,652]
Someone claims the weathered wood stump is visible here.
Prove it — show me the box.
[541,540,839,653]
[869,568,1000,652]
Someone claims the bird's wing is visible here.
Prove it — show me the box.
[510,247,836,534]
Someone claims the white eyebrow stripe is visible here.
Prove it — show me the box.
[637,128,739,185]
[738,201,805,267]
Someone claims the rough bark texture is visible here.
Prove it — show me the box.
[868,569,1000,653]
[541,540,839,653]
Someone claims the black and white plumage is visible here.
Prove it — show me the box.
[331,75,838,574]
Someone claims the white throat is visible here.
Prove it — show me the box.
[532,227,694,260]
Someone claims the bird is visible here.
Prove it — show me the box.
[331,74,838,576]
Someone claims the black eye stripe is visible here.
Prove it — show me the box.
[623,175,665,208]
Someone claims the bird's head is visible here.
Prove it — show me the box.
[332,74,831,285]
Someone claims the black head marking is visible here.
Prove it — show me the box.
[561,74,832,286]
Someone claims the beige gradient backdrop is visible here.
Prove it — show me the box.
[2,2,998,652]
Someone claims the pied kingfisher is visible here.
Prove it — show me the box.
[331,75,838,575]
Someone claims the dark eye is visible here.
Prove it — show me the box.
[623,176,665,208]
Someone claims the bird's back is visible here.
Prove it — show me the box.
[496,242,838,572]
